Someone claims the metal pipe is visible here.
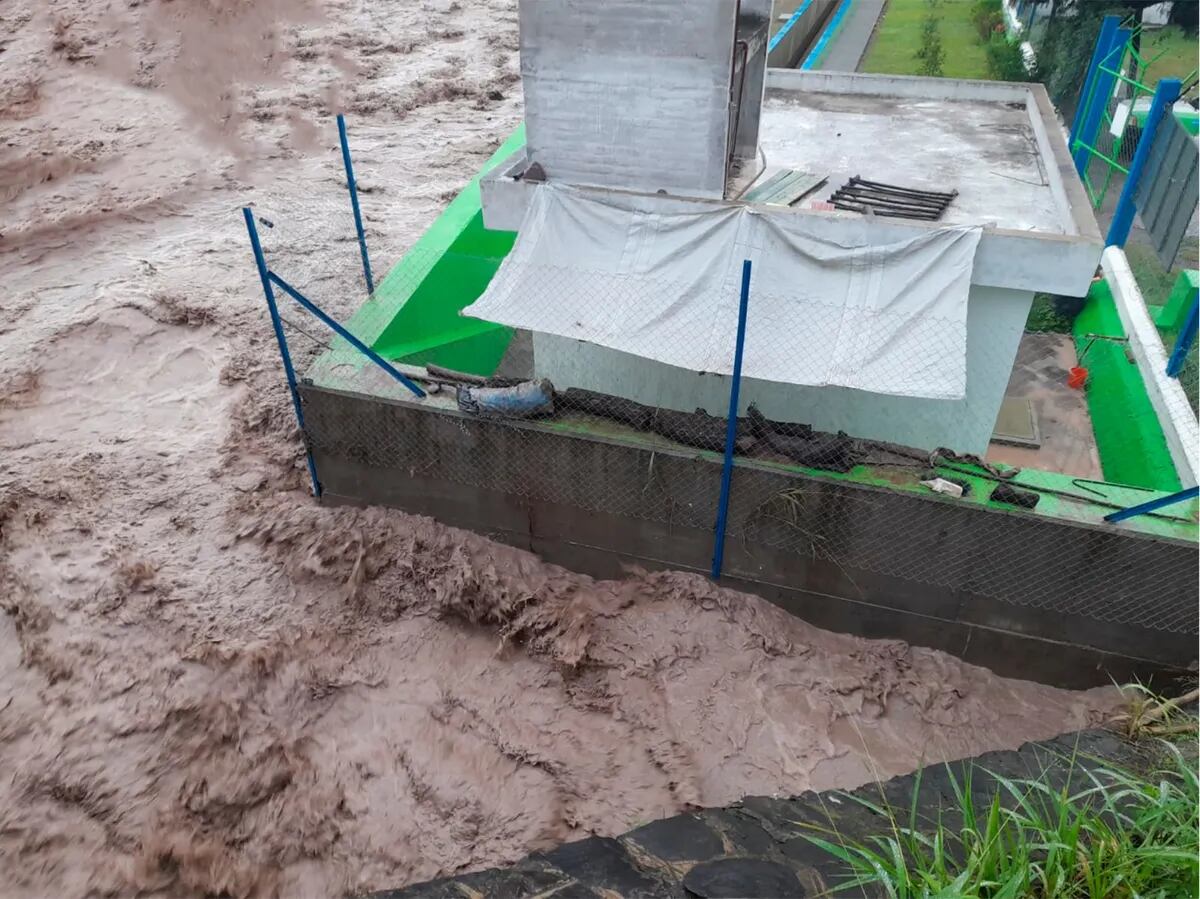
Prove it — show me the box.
[830,200,944,221]
[242,208,322,497]
[338,113,375,296]
[1071,15,1124,175]
[711,259,753,581]
[832,189,948,211]
[1104,486,1199,523]
[848,176,957,200]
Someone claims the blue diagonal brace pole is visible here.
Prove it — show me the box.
[268,272,426,398]
[711,259,752,581]
[242,208,322,497]
[338,113,375,296]
[1071,15,1124,176]
[1104,486,1199,523]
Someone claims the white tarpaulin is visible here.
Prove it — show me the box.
[463,184,982,399]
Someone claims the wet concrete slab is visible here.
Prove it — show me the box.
[758,89,1064,233]
[987,332,1103,479]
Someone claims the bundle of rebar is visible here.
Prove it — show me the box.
[829,176,957,221]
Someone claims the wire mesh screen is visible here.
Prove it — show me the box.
[1076,37,1146,211]
[278,260,1197,642]
[1173,330,1199,416]
[244,121,1197,652]
[254,175,371,328]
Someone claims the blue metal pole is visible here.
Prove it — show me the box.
[1104,486,1199,523]
[711,260,752,581]
[242,207,322,498]
[268,272,426,398]
[338,113,375,296]
[1165,297,1198,377]
[1071,15,1124,175]
[1107,78,1182,247]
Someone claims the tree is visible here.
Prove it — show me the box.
[987,32,1034,81]
[914,0,945,77]
[1170,0,1199,34]
[1034,1,1184,112]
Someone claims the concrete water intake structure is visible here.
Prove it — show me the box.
[281,0,1196,688]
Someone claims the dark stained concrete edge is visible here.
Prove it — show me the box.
[366,728,1164,898]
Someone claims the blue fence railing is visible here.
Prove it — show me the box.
[240,115,421,498]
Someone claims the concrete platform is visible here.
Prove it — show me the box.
[758,89,1061,233]
[482,70,1103,297]
[987,333,1103,479]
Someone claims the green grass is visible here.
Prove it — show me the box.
[1125,242,1181,309]
[807,739,1199,899]
[1140,25,1200,84]
[861,0,991,79]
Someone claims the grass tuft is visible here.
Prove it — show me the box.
[1111,682,1200,741]
[805,735,1199,898]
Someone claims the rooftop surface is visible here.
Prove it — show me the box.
[753,70,1098,241]
[758,90,1063,233]
[480,71,1103,296]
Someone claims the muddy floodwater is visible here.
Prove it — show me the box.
[0,1,1119,897]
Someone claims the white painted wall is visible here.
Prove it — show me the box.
[534,285,1032,455]
[1102,247,1199,487]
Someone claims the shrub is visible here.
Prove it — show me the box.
[970,0,1004,42]
[986,31,1031,82]
[1025,293,1075,333]
[914,0,945,77]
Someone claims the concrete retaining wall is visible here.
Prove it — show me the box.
[300,385,1198,688]
[767,0,838,68]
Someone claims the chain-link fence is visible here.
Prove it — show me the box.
[291,256,1197,637]
[1071,17,1198,211]
[250,122,375,333]
[242,120,1198,659]
[1167,321,1199,414]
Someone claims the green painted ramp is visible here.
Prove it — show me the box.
[1074,279,1181,492]
[356,127,527,376]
